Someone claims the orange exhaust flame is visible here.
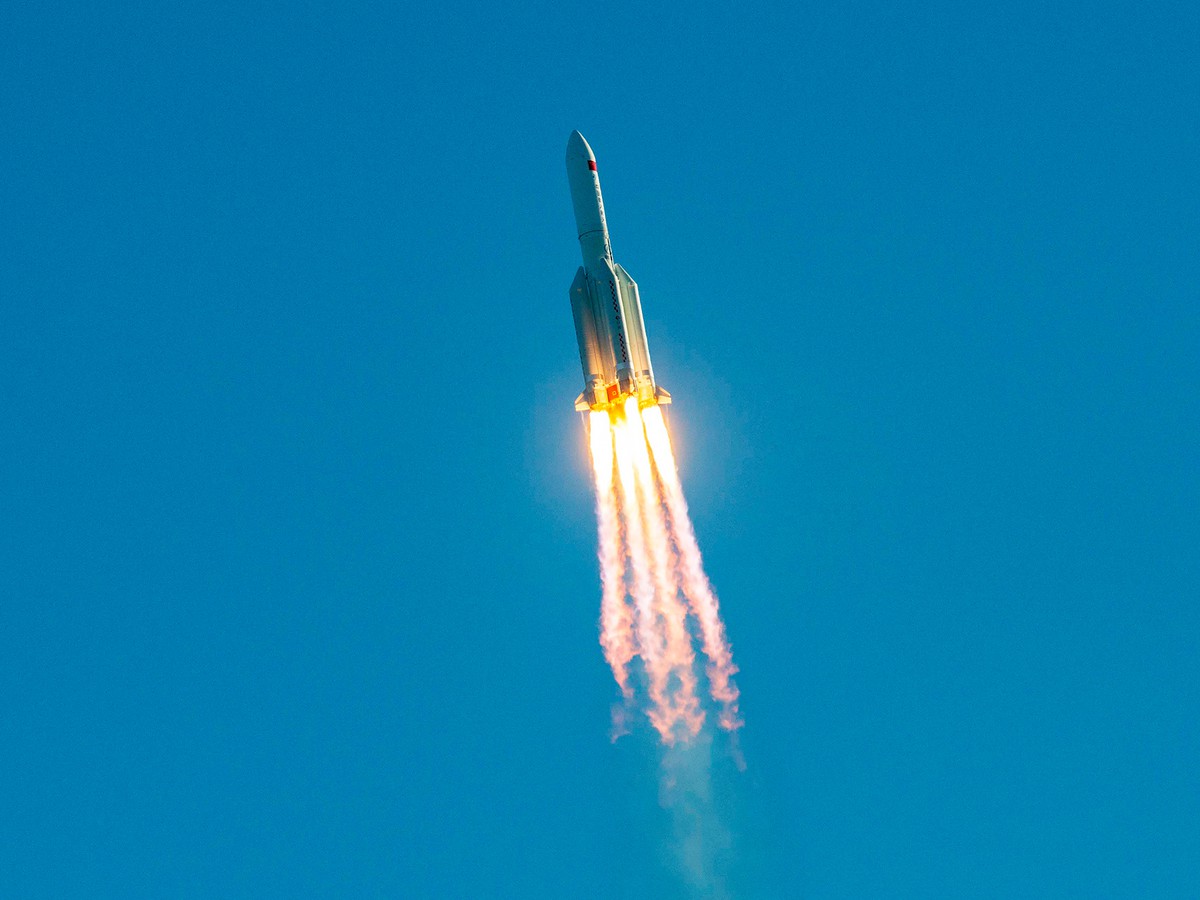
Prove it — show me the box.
[588,412,633,709]
[625,400,705,742]
[613,407,673,741]
[643,405,743,731]
[583,398,742,742]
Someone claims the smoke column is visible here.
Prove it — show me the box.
[586,399,741,743]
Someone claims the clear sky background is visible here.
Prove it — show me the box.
[3,1,1197,896]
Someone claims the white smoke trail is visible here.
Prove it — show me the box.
[588,412,634,717]
[661,734,733,898]
[642,405,743,731]
[613,409,673,741]
[586,401,742,741]
[627,401,705,742]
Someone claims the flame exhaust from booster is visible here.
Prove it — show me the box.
[643,405,742,731]
[586,400,741,744]
[589,411,634,703]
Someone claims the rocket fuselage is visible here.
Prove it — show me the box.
[566,131,670,412]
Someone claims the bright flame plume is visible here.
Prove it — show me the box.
[586,399,741,744]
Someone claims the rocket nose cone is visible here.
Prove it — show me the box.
[566,130,595,164]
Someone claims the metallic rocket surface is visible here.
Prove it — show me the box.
[566,131,670,412]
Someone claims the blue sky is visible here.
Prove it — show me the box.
[3,0,1197,896]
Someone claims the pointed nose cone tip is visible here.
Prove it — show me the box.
[566,130,595,164]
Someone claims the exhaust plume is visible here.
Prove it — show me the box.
[585,400,742,742]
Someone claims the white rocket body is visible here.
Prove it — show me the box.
[566,131,670,412]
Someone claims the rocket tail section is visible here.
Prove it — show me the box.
[569,261,671,412]
[586,260,635,393]
[577,385,670,412]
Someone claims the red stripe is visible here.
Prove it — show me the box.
[587,160,597,171]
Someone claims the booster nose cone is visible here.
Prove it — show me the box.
[566,130,595,166]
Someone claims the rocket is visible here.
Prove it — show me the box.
[566,131,671,412]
